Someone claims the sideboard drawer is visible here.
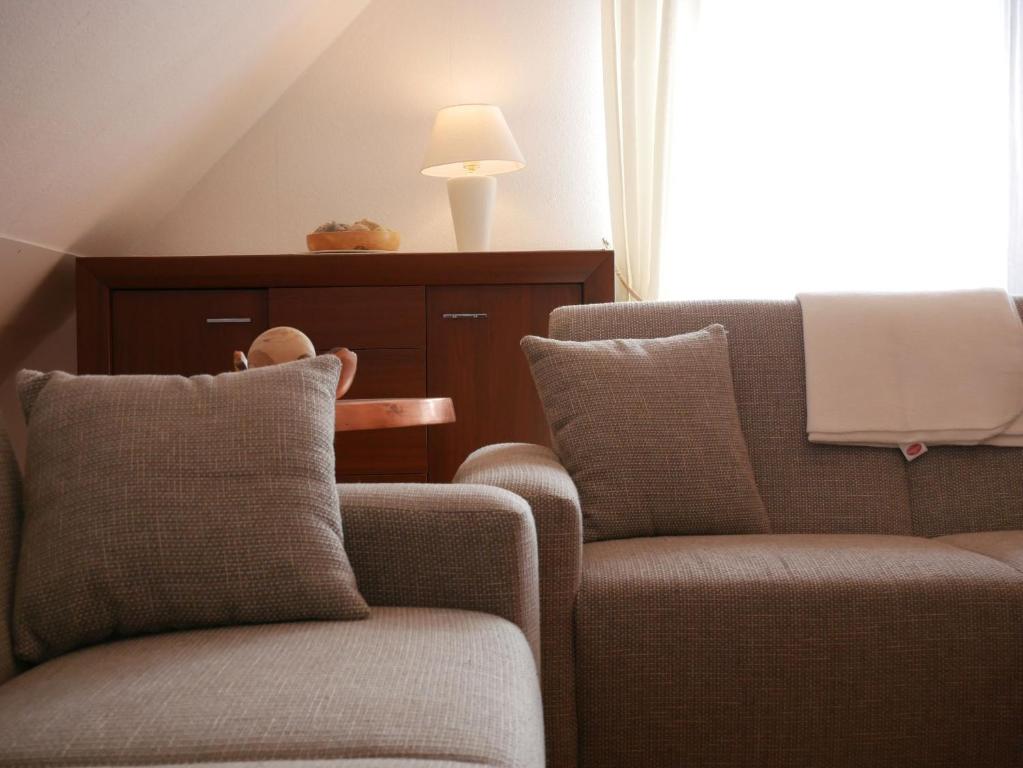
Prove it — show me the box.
[345,349,425,399]
[335,348,426,478]
[335,428,426,476]
[269,287,425,349]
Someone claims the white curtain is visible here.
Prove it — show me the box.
[1009,0,1023,292]
[602,0,695,301]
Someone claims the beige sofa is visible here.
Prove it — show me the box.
[0,428,545,768]
[456,299,1023,768]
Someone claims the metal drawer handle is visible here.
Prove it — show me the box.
[442,313,488,320]
[206,317,252,324]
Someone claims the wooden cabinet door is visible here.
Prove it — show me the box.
[111,290,267,375]
[427,284,581,481]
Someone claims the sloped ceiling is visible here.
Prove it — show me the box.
[141,0,610,257]
[0,0,370,450]
[0,0,371,256]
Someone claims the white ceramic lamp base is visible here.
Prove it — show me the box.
[447,174,497,252]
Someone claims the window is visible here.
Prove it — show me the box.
[659,0,1010,299]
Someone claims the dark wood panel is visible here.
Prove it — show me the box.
[79,251,612,483]
[427,284,581,481]
[76,263,111,374]
[269,286,425,349]
[78,250,614,292]
[338,473,427,483]
[335,428,426,476]
[584,251,615,303]
[345,349,426,399]
[111,290,267,375]
[335,348,426,477]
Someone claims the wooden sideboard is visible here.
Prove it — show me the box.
[76,250,614,482]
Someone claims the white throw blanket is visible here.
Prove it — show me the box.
[797,290,1023,447]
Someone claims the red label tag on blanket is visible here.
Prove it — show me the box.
[899,442,927,461]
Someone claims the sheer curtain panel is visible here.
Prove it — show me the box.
[602,0,695,300]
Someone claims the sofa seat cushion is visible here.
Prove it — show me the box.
[576,534,1023,768]
[0,608,544,768]
[937,530,1023,572]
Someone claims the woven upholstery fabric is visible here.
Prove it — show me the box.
[455,443,583,768]
[521,326,769,541]
[576,534,1023,768]
[908,446,1023,536]
[902,298,1023,536]
[340,482,540,662]
[550,300,914,535]
[0,426,20,684]
[939,530,1023,572]
[0,607,545,768]
[14,357,368,664]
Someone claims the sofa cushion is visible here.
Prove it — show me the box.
[14,357,368,665]
[575,534,1023,768]
[937,530,1023,572]
[0,607,544,768]
[549,300,915,535]
[521,326,768,542]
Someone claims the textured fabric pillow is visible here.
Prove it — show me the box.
[521,325,769,542]
[14,356,368,664]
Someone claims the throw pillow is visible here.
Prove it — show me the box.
[521,325,769,541]
[14,355,368,664]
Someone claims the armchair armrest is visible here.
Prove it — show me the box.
[454,443,582,768]
[339,482,539,661]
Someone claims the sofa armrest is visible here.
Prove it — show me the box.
[454,443,582,768]
[339,482,540,661]
[0,427,21,685]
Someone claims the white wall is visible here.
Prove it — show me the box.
[0,236,76,457]
[0,0,370,257]
[0,0,371,450]
[143,0,611,255]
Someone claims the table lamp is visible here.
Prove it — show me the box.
[421,104,525,251]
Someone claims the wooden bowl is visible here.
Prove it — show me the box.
[232,347,357,400]
[307,230,401,251]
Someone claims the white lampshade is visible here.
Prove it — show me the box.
[421,104,525,178]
